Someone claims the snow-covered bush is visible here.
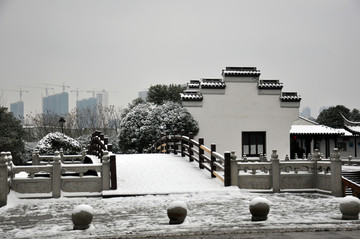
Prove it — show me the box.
[36,132,81,155]
[119,102,199,153]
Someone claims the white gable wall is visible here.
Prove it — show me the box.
[184,73,300,159]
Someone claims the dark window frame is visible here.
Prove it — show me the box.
[242,131,266,157]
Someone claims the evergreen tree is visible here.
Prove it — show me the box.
[147,84,185,105]
[350,108,360,122]
[0,107,25,164]
[118,102,198,153]
[316,105,351,128]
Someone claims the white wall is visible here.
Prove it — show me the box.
[185,75,299,159]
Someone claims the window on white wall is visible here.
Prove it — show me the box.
[242,132,266,157]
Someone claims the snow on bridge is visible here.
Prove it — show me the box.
[102,153,224,197]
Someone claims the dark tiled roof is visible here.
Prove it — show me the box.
[258,80,283,89]
[180,92,203,101]
[222,67,261,77]
[188,80,200,88]
[280,92,301,102]
[201,78,226,89]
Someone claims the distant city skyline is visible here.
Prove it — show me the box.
[0,0,359,117]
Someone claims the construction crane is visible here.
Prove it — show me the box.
[71,89,89,101]
[0,88,29,101]
[41,83,70,92]
[21,85,54,96]
[87,89,116,98]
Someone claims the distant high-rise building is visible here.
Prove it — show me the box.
[10,101,24,123]
[99,89,108,107]
[42,92,69,115]
[300,107,311,118]
[76,97,97,111]
[138,89,148,101]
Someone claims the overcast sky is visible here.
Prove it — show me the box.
[0,0,359,117]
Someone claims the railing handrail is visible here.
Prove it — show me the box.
[148,134,231,186]
[342,175,360,197]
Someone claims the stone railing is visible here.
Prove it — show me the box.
[0,150,112,207]
[0,152,12,207]
[233,149,343,197]
[149,133,343,197]
[32,148,88,165]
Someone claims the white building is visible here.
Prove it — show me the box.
[181,67,301,159]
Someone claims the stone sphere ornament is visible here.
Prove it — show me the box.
[167,200,188,224]
[71,204,94,230]
[249,197,270,221]
[340,196,360,220]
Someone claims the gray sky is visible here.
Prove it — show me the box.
[0,0,359,117]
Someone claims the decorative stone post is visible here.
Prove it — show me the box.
[330,148,343,197]
[0,152,9,207]
[339,196,360,220]
[230,151,239,186]
[52,151,61,198]
[249,197,271,221]
[102,151,110,190]
[167,201,187,224]
[271,150,280,193]
[32,149,40,165]
[72,204,94,230]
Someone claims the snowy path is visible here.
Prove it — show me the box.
[103,154,224,196]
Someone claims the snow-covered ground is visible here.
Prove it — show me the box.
[104,154,225,196]
[1,154,360,238]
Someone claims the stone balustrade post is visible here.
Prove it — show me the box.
[311,149,321,188]
[330,148,343,197]
[32,149,40,165]
[271,150,280,193]
[59,148,64,163]
[0,152,10,207]
[81,148,86,163]
[102,151,111,190]
[52,151,62,198]
[230,151,238,186]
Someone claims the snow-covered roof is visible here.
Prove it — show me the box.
[258,80,283,89]
[337,128,353,136]
[345,125,360,135]
[222,67,261,77]
[280,92,301,102]
[180,92,203,101]
[341,114,360,134]
[188,80,200,88]
[290,125,345,135]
